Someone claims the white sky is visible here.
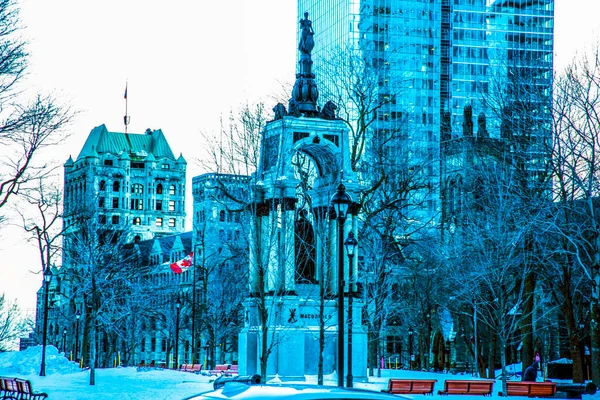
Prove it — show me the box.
[1,0,599,316]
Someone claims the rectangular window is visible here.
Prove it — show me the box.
[131,199,143,210]
[112,215,120,224]
[112,198,119,208]
[99,197,105,208]
[104,160,113,166]
[151,338,156,352]
[169,200,175,211]
[156,200,162,211]
[161,339,167,352]
[168,218,176,227]
[99,215,106,224]
[156,217,163,227]
[141,338,145,351]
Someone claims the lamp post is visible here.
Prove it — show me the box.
[40,265,52,376]
[473,303,478,377]
[330,182,352,387]
[408,327,414,370]
[175,297,181,369]
[62,328,67,354]
[344,231,358,388]
[75,310,81,362]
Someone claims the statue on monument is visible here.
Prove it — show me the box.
[295,209,316,283]
[298,12,314,55]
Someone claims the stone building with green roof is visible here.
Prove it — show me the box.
[63,124,187,243]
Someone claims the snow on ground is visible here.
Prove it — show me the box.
[1,346,600,400]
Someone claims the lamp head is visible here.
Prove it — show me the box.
[43,266,52,283]
[330,183,352,220]
[176,297,181,309]
[76,310,81,320]
[344,231,358,257]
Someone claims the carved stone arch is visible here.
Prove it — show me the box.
[249,116,359,296]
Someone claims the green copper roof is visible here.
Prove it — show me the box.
[77,124,176,161]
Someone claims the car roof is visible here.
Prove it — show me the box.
[184,382,407,400]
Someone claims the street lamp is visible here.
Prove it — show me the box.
[408,327,414,370]
[75,310,81,362]
[175,297,181,369]
[62,328,67,354]
[330,182,352,387]
[40,265,53,376]
[344,231,358,388]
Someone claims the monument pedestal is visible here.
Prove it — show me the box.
[239,294,367,382]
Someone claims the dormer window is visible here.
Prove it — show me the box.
[104,160,113,166]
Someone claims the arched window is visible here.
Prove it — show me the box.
[99,180,106,191]
[156,184,163,195]
[132,184,144,194]
[219,210,225,222]
[133,217,141,225]
[169,185,176,195]
[113,181,120,192]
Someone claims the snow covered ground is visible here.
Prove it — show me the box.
[1,346,599,400]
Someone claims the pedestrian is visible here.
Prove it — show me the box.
[522,362,538,382]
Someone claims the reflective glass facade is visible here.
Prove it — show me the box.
[299,0,554,212]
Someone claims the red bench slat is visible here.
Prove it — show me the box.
[439,380,495,396]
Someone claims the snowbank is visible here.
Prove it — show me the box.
[0,345,81,375]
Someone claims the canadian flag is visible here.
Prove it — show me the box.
[170,252,194,274]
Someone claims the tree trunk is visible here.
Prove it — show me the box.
[521,272,535,370]
[89,318,96,385]
[591,299,600,384]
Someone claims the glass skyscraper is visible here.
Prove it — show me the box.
[299,0,554,217]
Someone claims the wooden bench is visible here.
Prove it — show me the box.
[438,380,495,396]
[0,376,48,400]
[179,363,202,373]
[381,379,437,395]
[501,381,557,397]
[209,364,238,376]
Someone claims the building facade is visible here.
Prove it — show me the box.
[299,0,554,216]
[35,125,193,367]
[63,124,187,244]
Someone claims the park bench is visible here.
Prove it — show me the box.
[381,379,437,395]
[209,364,238,376]
[438,379,495,396]
[501,381,556,397]
[0,376,48,400]
[179,364,202,373]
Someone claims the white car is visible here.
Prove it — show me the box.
[183,382,408,400]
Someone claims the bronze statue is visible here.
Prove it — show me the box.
[321,101,337,119]
[273,103,287,120]
[298,12,314,55]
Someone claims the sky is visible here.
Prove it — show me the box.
[1,0,600,323]
[0,344,565,400]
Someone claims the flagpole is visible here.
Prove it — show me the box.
[124,80,130,134]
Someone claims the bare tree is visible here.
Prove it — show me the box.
[0,0,73,219]
[0,293,29,351]
[550,48,600,384]
[62,206,140,385]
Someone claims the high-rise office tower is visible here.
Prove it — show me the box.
[299,0,554,218]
